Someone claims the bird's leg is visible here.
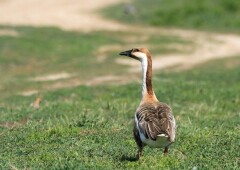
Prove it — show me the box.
[164,147,168,155]
[133,123,144,160]
[137,147,143,160]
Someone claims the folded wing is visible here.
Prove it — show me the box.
[136,103,175,142]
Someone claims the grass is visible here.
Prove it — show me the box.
[0,4,240,167]
[103,0,240,32]
[0,54,239,169]
[0,26,192,99]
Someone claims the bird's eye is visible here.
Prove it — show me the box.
[134,49,140,52]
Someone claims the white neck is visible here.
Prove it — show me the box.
[141,57,148,97]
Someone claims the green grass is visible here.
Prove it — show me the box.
[0,19,239,169]
[103,0,240,32]
[0,56,239,169]
[0,26,192,99]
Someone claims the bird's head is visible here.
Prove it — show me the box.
[119,48,151,61]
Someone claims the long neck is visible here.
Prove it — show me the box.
[141,57,154,99]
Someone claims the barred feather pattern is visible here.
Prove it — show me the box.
[135,102,176,143]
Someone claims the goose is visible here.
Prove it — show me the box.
[119,48,176,160]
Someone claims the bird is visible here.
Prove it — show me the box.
[119,48,176,160]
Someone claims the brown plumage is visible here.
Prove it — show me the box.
[119,48,176,160]
[135,102,175,142]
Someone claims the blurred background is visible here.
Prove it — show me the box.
[0,0,239,98]
[0,0,239,169]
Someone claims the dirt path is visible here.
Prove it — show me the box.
[116,28,240,72]
[0,0,129,32]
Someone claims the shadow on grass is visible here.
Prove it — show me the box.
[120,155,138,162]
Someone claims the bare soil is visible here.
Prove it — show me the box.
[0,28,18,36]
[116,28,240,72]
[0,0,129,32]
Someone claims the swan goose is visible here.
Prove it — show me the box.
[119,48,176,160]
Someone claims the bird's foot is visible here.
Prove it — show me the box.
[137,150,142,160]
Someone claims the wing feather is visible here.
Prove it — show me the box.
[136,102,176,142]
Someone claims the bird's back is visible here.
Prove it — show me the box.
[135,102,176,147]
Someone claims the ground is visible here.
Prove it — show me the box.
[0,0,239,169]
